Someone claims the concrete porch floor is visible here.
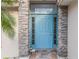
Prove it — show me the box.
[29,49,57,59]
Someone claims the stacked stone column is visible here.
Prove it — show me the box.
[18,0,29,57]
[58,6,68,57]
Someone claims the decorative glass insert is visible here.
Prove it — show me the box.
[30,4,57,14]
[32,17,35,45]
[54,16,57,45]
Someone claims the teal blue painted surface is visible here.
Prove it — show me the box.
[35,15,54,48]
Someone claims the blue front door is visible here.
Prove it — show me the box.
[29,4,57,49]
[35,15,54,48]
[29,14,57,49]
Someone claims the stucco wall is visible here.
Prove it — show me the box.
[68,0,78,59]
[2,11,18,58]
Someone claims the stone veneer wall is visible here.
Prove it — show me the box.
[58,6,68,57]
[18,0,29,57]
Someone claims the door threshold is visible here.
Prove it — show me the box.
[30,48,57,53]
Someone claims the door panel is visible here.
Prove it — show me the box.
[35,15,54,48]
[29,15,57,49]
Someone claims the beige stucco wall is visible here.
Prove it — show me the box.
[68,0,78,59]
[2,11,19,58]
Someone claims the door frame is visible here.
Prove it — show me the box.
[28,3,58,49]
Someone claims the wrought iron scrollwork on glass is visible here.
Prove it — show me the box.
[32,17,35,45]
[54,17,57,45]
